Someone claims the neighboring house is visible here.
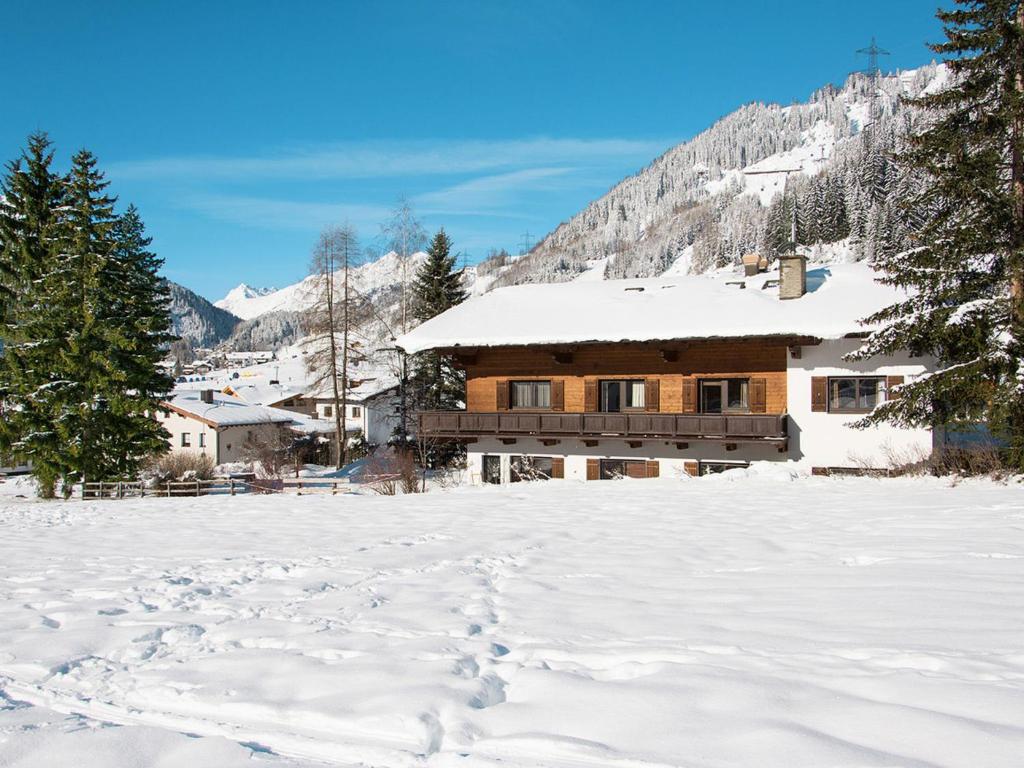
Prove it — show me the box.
[396,257,935,483]
[157,390,296,464]
[305,377,403,446]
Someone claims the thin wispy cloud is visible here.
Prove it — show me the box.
[109,137,672,182]
[179,195,392,232]
[415,167,575,216]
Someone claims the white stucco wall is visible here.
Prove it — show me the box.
[157,411,292,465]
[158,410,219,462]
[314,401,366,434]
[786,339,934,468]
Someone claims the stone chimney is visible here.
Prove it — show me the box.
[200,389,215,404]
[778,254,807,300]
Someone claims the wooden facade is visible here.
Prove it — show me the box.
[462,341,790,415]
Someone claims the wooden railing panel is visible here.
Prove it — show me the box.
[417,411,788,442]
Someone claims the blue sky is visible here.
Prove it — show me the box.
[1,1,943,300]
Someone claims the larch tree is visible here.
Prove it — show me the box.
[410,228,468,411]
[304,225,368,468]
[851,0,1024,468]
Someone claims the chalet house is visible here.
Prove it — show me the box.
[396,257,935,482]
[157,390,296,465]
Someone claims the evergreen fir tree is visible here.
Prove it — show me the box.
[409,228,468,410]
[851,1,1024,468]
[0,133,69,496]
[101,205,175,478]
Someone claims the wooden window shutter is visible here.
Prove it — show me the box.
[625,461,646,479]
[584,380,599,412]
[551,457,564,479]
[811,377,827,412]
[681,377,697,413]
[645,460,660,478]
[496,380,510,411]
[684,461,699,477]
[550,380,565,411]
[886,375,904,400]
[749,378,767,413]
[586,458,599,481]
[645,379,660,412]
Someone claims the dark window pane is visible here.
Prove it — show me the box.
[601,381,621,412]
[832,379,857,410]
[482,455,501,484]
[858,378,880,409]
[701,382,723,413]
[600,459,626,479]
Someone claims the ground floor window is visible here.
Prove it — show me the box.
[829,376,884,413]
[482,455,501,485]
[600,458,648,479]
[699,460,750,476]
[510,456,553,482]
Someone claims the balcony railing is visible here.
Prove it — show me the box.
[417,411,788,445]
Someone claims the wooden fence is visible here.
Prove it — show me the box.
[81,476,363,499]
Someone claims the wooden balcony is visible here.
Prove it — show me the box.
[417,411,788,449]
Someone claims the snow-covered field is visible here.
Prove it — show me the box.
[1,472,1023,767]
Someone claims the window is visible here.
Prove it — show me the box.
[700,379,749,413]
[323,405,333,417]
[510,456,553,482]
[699,460,749,476]
[352,406,361,418]
[198,433,206,448]
[510,380,551,409]
[599,459,647,479]
[829,376,883,413]
[181,432,191,447]
[482,455,501,484]
[599,380,645,412]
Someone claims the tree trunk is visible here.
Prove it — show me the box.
[1013,4,1024,323]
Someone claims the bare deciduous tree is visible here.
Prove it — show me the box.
[380,196,426,334]
[303,225,369,468]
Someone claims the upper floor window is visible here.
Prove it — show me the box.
[510,380,551,409]
[352,406,361,418]
[323,405,333,418]
[181,432,191,447]
[829,376,883,413]
[198,433,206,448]
[600,380,645,412]
[700,378,749,413]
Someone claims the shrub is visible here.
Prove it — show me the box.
[144,452,216,488]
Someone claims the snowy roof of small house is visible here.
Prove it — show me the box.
[395,262,905,354]
[163,391,297,427]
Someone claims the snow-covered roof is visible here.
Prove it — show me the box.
[163,391,296,427]
[226,381,306,407]
[396,262,904,354]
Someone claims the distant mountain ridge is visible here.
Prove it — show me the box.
[167,281,241,348]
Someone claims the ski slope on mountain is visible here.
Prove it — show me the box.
[1,470,1022,768]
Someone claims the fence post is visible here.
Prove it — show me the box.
[230,479,235,496]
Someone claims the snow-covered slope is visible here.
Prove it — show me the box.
[167,281,241,347]
[494,64,946,285]
[214,250,430,321]
[213,283,276,316]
